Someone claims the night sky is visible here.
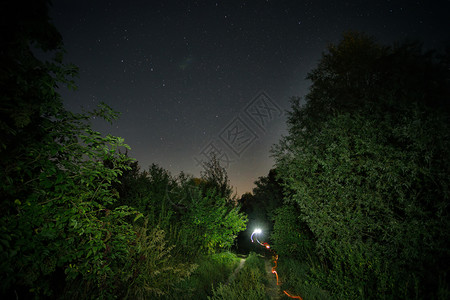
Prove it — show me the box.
[49,0,449,196]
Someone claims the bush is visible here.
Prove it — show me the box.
[273,33,450,298]
[271,204,315,259]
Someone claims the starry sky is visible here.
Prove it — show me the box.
[49,0,449,196]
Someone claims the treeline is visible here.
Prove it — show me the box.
[3,1,450,299]
[0,1,246,299]
[240,33,450,299]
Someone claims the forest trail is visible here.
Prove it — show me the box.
[227,258,246,284]
[265,257,281,299]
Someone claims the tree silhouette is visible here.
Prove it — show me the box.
[273,32,450,298]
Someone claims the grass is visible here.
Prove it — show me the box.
[166,251,241,299]
[208,252,269,300]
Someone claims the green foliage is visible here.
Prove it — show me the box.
[122,163,177,228]
[242,252,266,276]
[271,204,314,259]
[0,2,143,294]
[277,257,331,300]
[184,189,247,254]
[113,159,247,256]
[209,252,268,300]
[0,1,198,298]
[171,252,241,299]
[0,1,247,298]
[273,32,450,298]
[0,0,78,152]
[123,220,197,299]
[0,99,142,298]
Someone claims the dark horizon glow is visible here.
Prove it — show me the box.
[49,1,449,196]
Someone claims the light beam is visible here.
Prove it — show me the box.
[249,228,303,299]
[250,228,262,243]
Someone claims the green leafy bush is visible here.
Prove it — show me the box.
[273,33,450,298]
[0,102,142,299]
[271,204,315,259]
[181,189,247,254]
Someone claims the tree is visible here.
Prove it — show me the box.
[0,1,141,298]
[200,153,234,201]
[273,32,450,299]
[0,1,246,298]
[181,188,247,254]
[251,169,284,222]
[236,169,284,253]
[107,156,248,256]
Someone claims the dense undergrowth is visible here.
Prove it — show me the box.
[168,251,241,299]
[209,252,268,300]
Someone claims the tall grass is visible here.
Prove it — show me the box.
[123,221,197,299]
[209,252,268,300]
[166,251,241,299]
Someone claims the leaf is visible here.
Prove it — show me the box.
[133,213,144,222]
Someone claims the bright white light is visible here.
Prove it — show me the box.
[251,228,262,243]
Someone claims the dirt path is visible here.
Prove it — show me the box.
[226,258,246,284]
[265,258,281,299]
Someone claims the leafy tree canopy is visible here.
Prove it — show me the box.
[273,32,450,298]
[0,1,141,298]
